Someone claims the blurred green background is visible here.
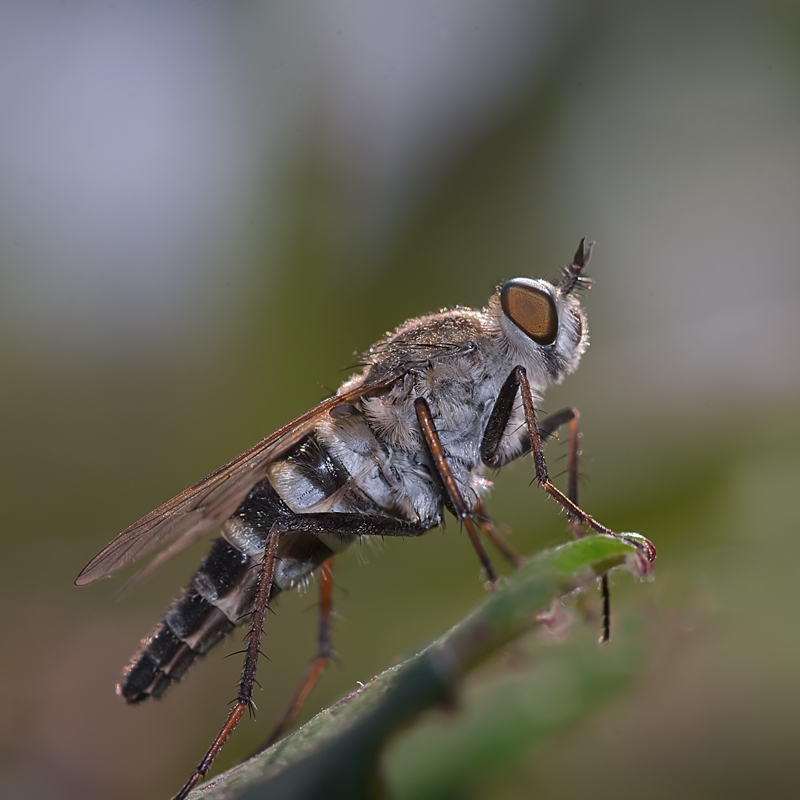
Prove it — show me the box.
[1,2,798,798]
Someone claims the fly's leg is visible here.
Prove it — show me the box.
[177,511,427,791]
[482,370,649,639]
[536,407,582,510]
[557,408,610,642]
[259,559,336,751]
[173,529,281,800]
[255,514,424,749]
[414,397,498,586]
[474,501,524,569]
[512,365,656,565]
[477,401,591,570]
[599,568,611,641]
[535,406,611,642]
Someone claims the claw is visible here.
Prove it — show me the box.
[618,533,657,578]
[619,532,657,562]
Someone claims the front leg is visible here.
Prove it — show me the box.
[514,366,655,562]
[502,402,612,641]
[481,367,655,638]
[482,385,612,636]
[483,366,655,559]
[481,374,580,471]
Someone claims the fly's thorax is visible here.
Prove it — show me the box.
[312,357,491,526]
[359,373,420,452]
[316,409,442,525]
[365,351,500,515]
[310,283,589,525]
[484,280,588,390]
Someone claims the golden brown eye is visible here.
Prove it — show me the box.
[500,279,558,345]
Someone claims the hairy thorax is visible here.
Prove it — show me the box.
[265,301,560,531]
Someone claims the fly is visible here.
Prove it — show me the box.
[76,239,656,799]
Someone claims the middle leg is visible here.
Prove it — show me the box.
[474,501,525,569]
[414,397,498,585]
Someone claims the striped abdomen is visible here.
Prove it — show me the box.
[119,536,254,702]
[119,434,355,703]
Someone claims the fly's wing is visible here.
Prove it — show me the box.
[75,381,395,586]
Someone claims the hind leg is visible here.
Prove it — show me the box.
[174,528,281,800]
[258,558,336,751]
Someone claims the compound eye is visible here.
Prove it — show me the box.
[500,279,558,345]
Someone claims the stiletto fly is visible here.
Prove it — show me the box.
[76,239,655,799]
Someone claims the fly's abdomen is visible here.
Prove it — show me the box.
[118,468,342,704]
[120,431,372,703]
[119,537,257,703]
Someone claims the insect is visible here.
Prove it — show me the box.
[76,239,655,799]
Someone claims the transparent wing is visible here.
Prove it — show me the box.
[75,381,392,586]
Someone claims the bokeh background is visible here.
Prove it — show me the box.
[1,2,799,798]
